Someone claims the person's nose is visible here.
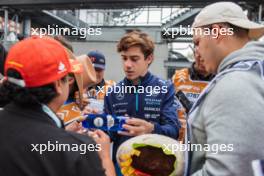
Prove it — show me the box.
[124,59,132,69]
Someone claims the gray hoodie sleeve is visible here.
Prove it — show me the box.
[190,70,264,176]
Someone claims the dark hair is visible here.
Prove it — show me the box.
[0,69,67,107]
[117,31,154,59]
[68,73,78,100]
[227,23,249,37]
[0,43,8,75]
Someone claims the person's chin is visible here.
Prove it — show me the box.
[206,67,215,74]
[126,74,136,80]
[198,67,207,74]
[126,75,133,80]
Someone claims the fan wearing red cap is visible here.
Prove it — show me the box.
[0,36,114,176]
[4,36,80,88]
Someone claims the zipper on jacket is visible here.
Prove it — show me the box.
[135,79,141,113]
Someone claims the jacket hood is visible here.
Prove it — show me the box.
[218,41,264,73]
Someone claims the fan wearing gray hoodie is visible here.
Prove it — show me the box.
[186,2,264,176]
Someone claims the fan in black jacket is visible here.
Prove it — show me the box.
[0,36,114,176]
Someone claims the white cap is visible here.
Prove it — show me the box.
[192,2,264,39]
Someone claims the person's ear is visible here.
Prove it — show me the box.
[211,24,220,39]
[146,54,154,65]
[211,24,226,43]
[54,79,63,95]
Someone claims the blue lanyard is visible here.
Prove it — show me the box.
[135,79,141,112]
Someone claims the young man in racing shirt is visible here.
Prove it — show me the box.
[104,31,181,173]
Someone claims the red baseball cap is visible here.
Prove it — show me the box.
[4,36,82,87]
